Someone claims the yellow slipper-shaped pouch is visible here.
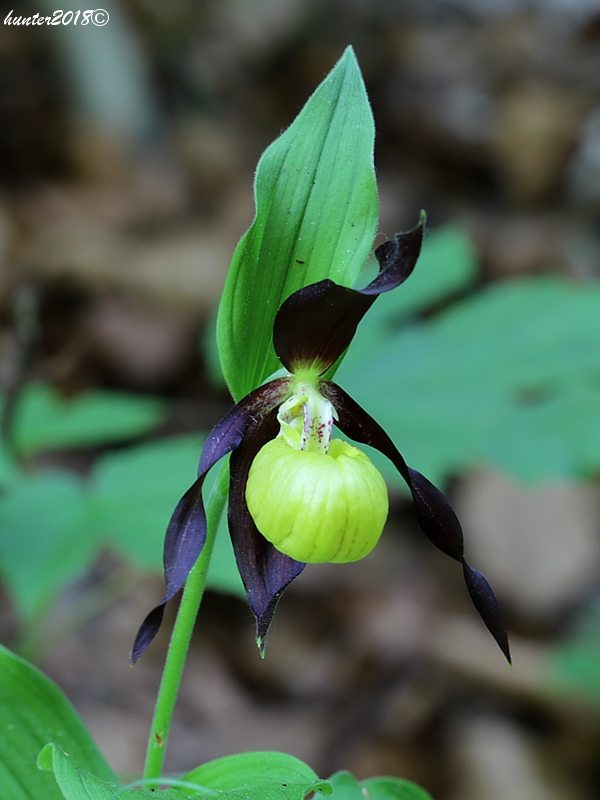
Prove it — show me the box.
[246,435,388,563]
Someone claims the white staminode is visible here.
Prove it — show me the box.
[276,381,337,455]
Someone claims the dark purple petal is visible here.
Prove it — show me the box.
[273,215,425,375]
[406,468,464,562]
[131,378,292,663]
[228,406,305,652]
[320,380,511,663]
[130,603,167,665]
[463,562,511,664]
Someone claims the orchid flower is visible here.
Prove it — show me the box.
[132,218,511,665]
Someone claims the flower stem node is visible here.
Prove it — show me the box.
[246,436,388,563]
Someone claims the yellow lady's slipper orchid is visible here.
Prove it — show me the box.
[133,219,510,665]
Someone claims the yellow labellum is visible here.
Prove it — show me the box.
[246,436,388,564]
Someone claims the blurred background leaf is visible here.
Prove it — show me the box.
[337,229,600,486]
[0,471,91,620]
[39,0,158,143]
[88,434,206,569]
[5,383,167,456]
[328,771,433,800]
[87,434,243,595]
[547,600,600,708]
[0,430,243,632]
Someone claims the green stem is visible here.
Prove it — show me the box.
[143,461,230,781]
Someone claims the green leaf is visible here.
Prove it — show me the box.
[39,743,184,799]
[360,223,477,319]
[361,777,434,800]
[0,435,244,624]
[0,441,17,483]
[180,751,331,799]
[217,45,378,401]
[547,599,600,706]
[478,377,600,481]
[89,435,206,568]
[337,271,600,485]
[0,471,96,620]
[394,222,478,316]
[347,223,478,367]
[0,645,115,799]
[8,383,166,456]
[88,435,244,596]
[328,771,433,800]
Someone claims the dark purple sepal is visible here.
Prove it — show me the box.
[228,406,305,653]
[320,380,510,663]
[463,562,511,664]
[131,378,292,664]
[273,215,425,376]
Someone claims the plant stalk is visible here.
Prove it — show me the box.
[143,462,230,781]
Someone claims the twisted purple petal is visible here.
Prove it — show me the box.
[131,378,292,663]
[320,380,511,664]
[273,215,425,375]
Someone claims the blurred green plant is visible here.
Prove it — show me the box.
[0,383,242,657]
[335,227,600,487]
[547,599,600,707]
[328,771,433,800]
[208,221,600,488]
[40,0,158,143]
[6,382,165,456]
[0,382,166,481]
[0,644,431,800]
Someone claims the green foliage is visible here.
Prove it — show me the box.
[0,382,172,616]
[547,599,600,706]
[0,644,115,800]
[0,442,16,483]
[337,226,600,486]
[358,222,478,328]
[180,751,331,799]
[38,746,331,800]
[216,45,378,401]
[328,771,433,800]
[0,433,243,629]
[38,747,436,800]
[0,643,348,800]
[208,503,246,598]
[88,434,206,567]
[39,744,184,799]
[5,382,166,456]
[0,471,92,619]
